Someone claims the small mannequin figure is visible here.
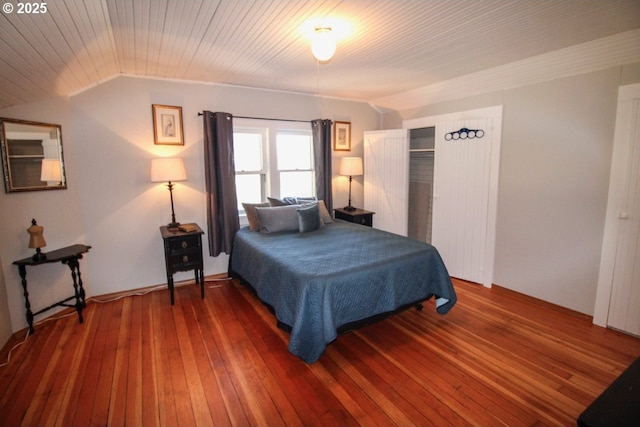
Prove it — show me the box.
[27,218,47,261]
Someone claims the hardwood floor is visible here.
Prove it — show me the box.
[1,277,639,427]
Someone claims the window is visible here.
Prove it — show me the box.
[233,119,314,216]
[234,130,266,209]
[276,131,314,197]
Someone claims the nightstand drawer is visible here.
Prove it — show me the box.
[334,208,375,227]
[169,249,200,264]
[167,235,200,251]
[169,256,201,272]
[351,214,373,226]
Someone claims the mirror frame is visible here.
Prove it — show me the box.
[0,117,67,193]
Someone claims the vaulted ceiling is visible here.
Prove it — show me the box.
[1,0,639,112]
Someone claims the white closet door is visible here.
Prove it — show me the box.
[606,98,640,336]
[432,119,493,285]
[363,129,410,236]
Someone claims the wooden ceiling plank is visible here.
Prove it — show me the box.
[0,14,70,93]
[141,0,164,76]
[0,0,639,110]
[191,0,259,72]
[81,0,121,79]
[106,0,134,74]
[172,0,225,79]
[161,0,206,79]
[131,0,150,76]
[232,1,341,81]
[86,0,120,74]
[172,2,221,79]
[0,57,48,102]
[50,0,117,88]
[41,0,119,91]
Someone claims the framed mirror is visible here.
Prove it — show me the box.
[0,118,67,192]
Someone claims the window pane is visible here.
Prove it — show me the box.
[276,133,311,170]
[235,174,262,210]
[234,133,262,171]
[280,171,313,197]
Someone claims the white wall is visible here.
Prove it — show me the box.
[0,76,379,333]
[383,64,640,315]
[0,96,85,338]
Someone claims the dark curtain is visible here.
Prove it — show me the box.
[203,111,239,257]
[312,119,333,211]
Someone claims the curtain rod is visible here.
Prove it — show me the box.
[198,112,312,123]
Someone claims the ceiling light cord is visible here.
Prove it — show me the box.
[316,59,320,95]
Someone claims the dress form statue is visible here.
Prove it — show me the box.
[27,218,46,261]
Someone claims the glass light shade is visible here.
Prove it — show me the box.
[311,27,336,61]
[40,159,62,182]
[151,158,187,182]
[339,157,363,176]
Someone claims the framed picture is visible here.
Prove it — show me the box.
[333,121,351,151]
[152,104,184,145]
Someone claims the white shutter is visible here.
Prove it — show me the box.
[606,98,640,335]
[432,119,493,285]
[363,129,410,236]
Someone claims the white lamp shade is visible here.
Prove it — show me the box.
[40,159,62,182]
[311,27,336,61]
[151,158,187,182]
[339,157,363,176]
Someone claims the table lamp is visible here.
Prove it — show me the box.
[27,218,47,261]
[40,158,62,184]
[339,157,363,211]
[151,158,187,229]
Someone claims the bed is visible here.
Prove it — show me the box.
[229,212,456,363]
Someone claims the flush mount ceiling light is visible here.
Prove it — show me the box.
[311,26,336,61]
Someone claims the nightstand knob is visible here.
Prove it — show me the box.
[181,241,188,249]
[182,255,189,263]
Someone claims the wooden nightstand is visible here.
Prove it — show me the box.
[160,223,205,305]
[334,208,375,227]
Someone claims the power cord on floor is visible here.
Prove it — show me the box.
[0,276,234,368]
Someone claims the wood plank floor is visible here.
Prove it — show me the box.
[1,277,639,427]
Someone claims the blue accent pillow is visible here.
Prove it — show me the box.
[267,196,289,206]
[255,205,300,233]
[295,196,317,204]
[268,196,333,225]
[297,203,321,233]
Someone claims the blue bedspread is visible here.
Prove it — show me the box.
[229,220,456,363]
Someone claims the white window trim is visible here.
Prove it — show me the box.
[233,118,315,224]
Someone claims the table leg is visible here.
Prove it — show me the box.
[75,257,87,307]
[168,275,175,305]
[65,257,84,324]
[18,265,35,334]
[193,269,205,299]
[199,269,205,299]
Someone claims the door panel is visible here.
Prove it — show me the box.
[607,99,640,336]
[432,119,492,285]
[363,129,409,236]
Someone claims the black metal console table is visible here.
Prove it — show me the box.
[13,244,91,334]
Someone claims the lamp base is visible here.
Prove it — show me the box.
[167,221,181,230]
[32,248,46,262]
[343,205,356,211]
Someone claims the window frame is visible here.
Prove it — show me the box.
[233,118,315,220]
[274,129,315,198]
[233,127,268,209]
